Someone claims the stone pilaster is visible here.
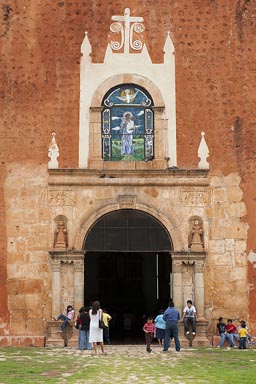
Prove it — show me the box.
[172,257,183,314]
[194,259,205,319]
[49,250,85,315]
[73,260,84,312]
[51,258,61,316]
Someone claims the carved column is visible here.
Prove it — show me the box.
[194,259,205,319]
[73,259,84,311]
[49,251,85,316]
[51,258,61,316]
[172,258,183,314]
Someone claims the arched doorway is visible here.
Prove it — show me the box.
[83,209,173,343]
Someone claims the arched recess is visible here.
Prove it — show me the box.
[90,74,165,108]
[82,208,173,341]
[87,74,169,169]
[72,199,183,252]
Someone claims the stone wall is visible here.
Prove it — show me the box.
[2,164,248,341]
[1,1,256,340]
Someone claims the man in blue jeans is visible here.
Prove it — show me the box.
[163,300,181,352]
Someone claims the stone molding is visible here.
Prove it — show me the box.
[49,251,85,264]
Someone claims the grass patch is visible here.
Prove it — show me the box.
[0,347,255,383]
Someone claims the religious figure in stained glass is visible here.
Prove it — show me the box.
[102,84,154,161]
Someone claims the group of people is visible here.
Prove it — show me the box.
[217,317,254,349]
[53,300,254,352]
[53,301,112,353]
[143,299,197,353]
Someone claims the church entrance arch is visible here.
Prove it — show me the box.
[83,209,173,342]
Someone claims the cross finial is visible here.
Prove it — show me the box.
[110,8,144,53]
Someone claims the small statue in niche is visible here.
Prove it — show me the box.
[54,220,68,249]
[189,219,204,252]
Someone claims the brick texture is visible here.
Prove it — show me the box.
[1,1,256,334]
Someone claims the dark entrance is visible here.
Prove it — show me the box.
[83,209,173,343]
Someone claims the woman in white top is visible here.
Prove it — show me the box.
[89,300,106,355]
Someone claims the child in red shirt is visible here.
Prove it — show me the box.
[143,316,156,353]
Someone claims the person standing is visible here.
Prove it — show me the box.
[238,323,248,349]
[154,309,166,346]
[163,300,181,352]
[143,316,156,353]
[182,300,197,335]
[89,301,106,355]
[78,306,92,350]
[102,308,112,345]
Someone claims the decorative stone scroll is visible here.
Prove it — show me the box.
[110,8,144,53]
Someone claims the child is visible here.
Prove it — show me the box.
[154,309,166,346]
[53,305,75,332]
[143,316,156,353]
[238,322,248,349]
[238,320,254,347]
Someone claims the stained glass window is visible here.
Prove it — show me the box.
[102,84,154,161]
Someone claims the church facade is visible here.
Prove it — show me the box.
[0,1,256,346]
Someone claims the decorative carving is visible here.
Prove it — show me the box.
[189,218,204,252]
[110,8,144,53]
[181,190,208,206]
[118,194,136,209]
[54,219,68,249]
[51,258,61,272]
[73,261,84,273]
[48,190,76,206]
[48,132,59,169]
[194,260,205,273]
[172,260,183,273]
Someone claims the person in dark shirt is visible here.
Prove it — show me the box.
[163,300,181,352]
[78,306,92,350]
[217,317,235,348]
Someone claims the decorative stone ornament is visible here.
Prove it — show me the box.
[198,132,209,169]
[48,132,59,169]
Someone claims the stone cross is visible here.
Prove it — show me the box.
[111,8,144,53]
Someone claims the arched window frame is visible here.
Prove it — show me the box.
[101,84,154,162]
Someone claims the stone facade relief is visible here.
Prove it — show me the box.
[48,190,76,206]
[118,194,136,209]
[54,216,68,249]
[188,217,204,252]
[180,190,208,206]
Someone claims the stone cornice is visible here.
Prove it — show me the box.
[172,251,206,263]
[48,168,209,187]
